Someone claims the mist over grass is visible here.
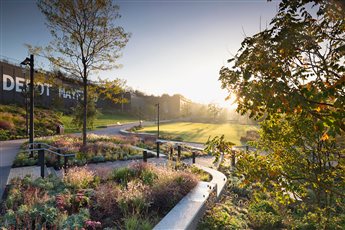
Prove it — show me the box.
[140,122,258,145]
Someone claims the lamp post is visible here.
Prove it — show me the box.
[21,55,34,147]
[20,72,29,136]
[155,103,160,139]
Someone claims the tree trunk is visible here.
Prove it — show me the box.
[83,76,87,148]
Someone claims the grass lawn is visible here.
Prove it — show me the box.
[61,113,138,133]
[140,122,258,145]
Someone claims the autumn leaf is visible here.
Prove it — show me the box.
[320,133,329,141]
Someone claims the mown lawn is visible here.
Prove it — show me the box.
[140,122,258,145]
[61,113,137,133]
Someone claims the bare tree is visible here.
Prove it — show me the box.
[37,0,129,146]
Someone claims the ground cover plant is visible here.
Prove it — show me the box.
[198,164,284,230]
[13,134,147,168]
[0,104,62,141]
[189,165,212,182]
[1,163,198,229]
[138,122,257,145]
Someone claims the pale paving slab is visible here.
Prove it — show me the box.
[7,166,48,184]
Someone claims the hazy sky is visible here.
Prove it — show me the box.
[0,0,280,108]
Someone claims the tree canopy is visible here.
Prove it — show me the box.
[37,0,129,146]
[37,0,129,77]
[217,0,345,227]
[219,0,345,136]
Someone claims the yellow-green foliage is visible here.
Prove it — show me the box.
[140,122,257,145]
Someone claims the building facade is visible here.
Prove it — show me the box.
[0,60,130,112]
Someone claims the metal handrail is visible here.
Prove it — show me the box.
[21,142,76,178]
[23,148,75,157]
[27,142,69,151]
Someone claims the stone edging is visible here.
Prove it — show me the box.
[153,163,227,230]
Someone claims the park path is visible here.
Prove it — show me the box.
[0,139,26,199]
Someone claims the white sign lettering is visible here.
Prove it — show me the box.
[3,74,15,91]
[2,74,79,100]
[15,77,25,92]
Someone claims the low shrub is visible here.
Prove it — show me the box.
[199,201,249,230]
[190,165,211,182]
[90,183,121,225]
[124,215,152,230]
[150,169,198,212]
[0,129,11,140]
[0,120,14,130]
[63,167,96,189]
[13,152,37,167]
[199,169,285,230]
[90,155,105,163]
[117,181,151,216]
[247,198,283,230]
[110,167,136,186]
[61,208,90,229]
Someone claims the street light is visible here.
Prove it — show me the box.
[21,55,34,148]
[155,103,160,140]
[20,71,29,136]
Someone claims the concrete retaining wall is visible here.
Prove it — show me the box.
[153,163,227,230]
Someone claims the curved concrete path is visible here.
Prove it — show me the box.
[0,139,26,198]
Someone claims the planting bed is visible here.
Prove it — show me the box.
[13,134,151,168]
[13,134,209,169]
[1,163,198,229]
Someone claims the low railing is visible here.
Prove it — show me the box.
[24,142,75,178]
[156,140,257,167]
[155,140,206,164]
